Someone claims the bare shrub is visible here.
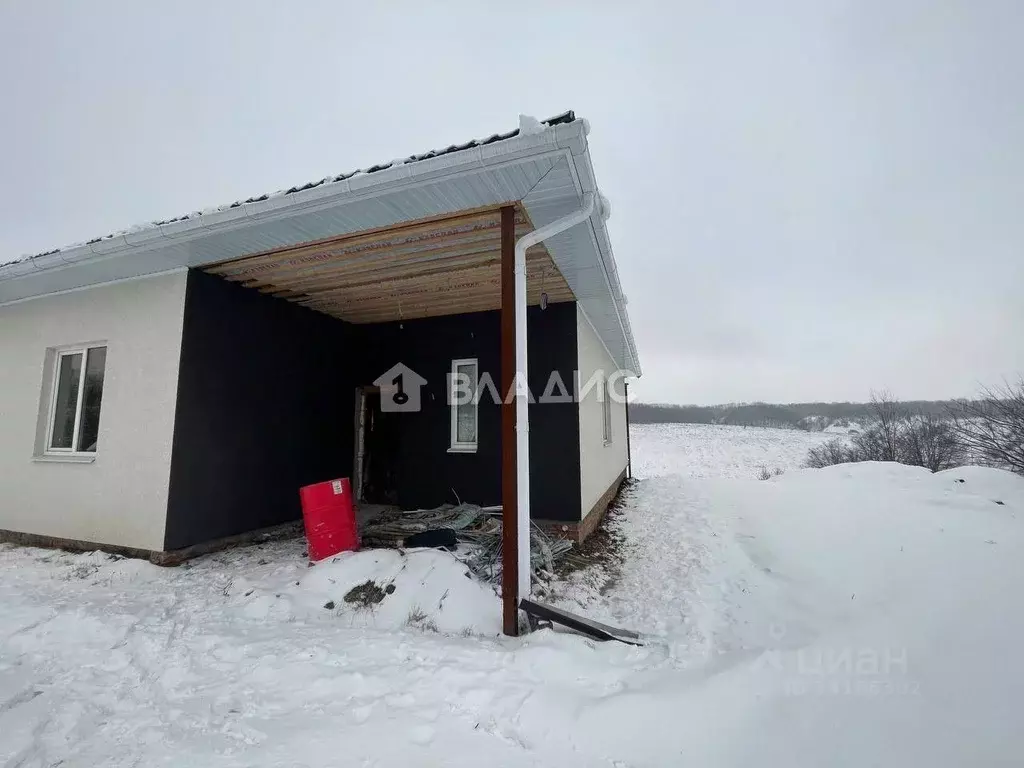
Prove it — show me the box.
[805,391,965,472]
[406,605,439,633]
[950,380,1024,475]
[899,413,964,472]
[806,438,858,468]
[857,390,907,462]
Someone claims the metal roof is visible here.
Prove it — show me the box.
[0,112,640,375]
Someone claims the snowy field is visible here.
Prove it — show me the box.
[2,425,1023,766]
[629,422,836,479]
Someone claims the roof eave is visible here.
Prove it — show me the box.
[0,116,640,376]
[0,120,586,283]
[560,137,642,377]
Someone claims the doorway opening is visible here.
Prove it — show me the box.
[354,386,400,506]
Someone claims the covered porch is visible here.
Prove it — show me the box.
[0,113,639,635]
[188,198,589,636]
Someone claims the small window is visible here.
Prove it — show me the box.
[602,380,613,444]
[47,346,107,454]
[449,358,478,453]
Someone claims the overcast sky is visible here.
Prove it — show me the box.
[1,1,1021,405]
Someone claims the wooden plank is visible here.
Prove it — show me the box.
[230,223,528,287]
[500,205,519,637]
[266,245,507,295]
[298,279,573,320]
[199,199,581,329]
[314,299,573,324]
[207,207,532,282]
[250,237,551,294]
[205,204,510,274]
[291,253,564,303]
[290,251,566,296]
[319,294,575,322]
[316,291,576,324]
[233,227,548,293]
[216,219,502,282]
[296,259,502,299]
[302,270,573,305]
[244,235,507,290]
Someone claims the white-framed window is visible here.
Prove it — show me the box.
[449,357,478,453]
[602,379,613,445]
[45,345,108,455]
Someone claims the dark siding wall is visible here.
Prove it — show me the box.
[164,278,582,551]
[524,303,582,521]
[354,302,581,521]
[356,312,500,510]
[164,270,357,551]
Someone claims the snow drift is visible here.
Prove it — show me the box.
[2,424,1022,766]
[229,548,501,634]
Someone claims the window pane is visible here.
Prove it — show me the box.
[77,347,106,452]
[456,402,476,443]
[49,353,82,449]
[455,362,477,445]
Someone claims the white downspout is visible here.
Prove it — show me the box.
[512,191,596,601]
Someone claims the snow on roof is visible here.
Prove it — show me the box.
[6,111,577,269]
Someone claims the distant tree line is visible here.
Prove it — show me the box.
[629,399,954,430]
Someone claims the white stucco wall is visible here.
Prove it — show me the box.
[577,305,628,519]
[0,271,188,551]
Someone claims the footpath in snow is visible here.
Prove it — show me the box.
[2,424,1022,766]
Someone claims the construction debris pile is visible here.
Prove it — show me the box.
[359,503,573,587]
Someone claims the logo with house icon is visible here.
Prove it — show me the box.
[373,363,428,412]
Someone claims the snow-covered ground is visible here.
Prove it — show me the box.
[630,421,836,479]
[2,425,1022,766]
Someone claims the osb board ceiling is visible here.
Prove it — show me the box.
[204,206,575,324]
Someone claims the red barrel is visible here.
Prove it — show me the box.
[299,478,359,561]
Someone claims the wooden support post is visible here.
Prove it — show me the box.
[499,205,520,637]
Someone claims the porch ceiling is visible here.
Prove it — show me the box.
[203,206,574,324]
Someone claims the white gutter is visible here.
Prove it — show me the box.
[512,190,596,601]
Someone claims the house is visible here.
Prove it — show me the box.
[0,112,640,634]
